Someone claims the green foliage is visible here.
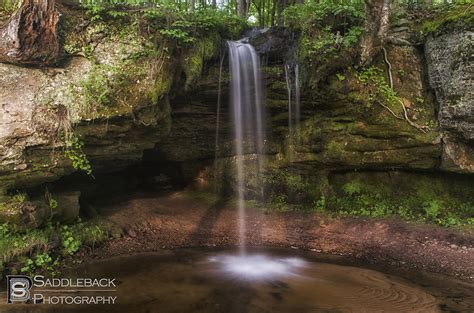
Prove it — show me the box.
[0,0,20,15]
[61,225,82,255]
[181,34,220,89]
[342,181,363,196]
[9,193,27,208]
[48,197,58,210]
[76,60,149,119]
[64,134,92,175]
[81,2,131,21]
[0,223,51,264]
[263,170,319,211]
[283,2,364,88]
[20,253,59,276]
[160,28,195,45]
[299,25,363,59]
[397,69,407,78]
[355,66,400,109]
[69,222,108,248]
[260,170,473,229]
[79,64,115,108]
[283,2,364,30]
[422,199,442,221]
[1,220,110,276]
[342,25,364,47]
[313,196,326,213]
[144,8,247,45]
[416,96,424,104]
[336,73,346,81]
[82,2,107,21]
[268,194,289,212]
[0,223,10,238]
[420,3,474,35]
[0,193,28,221]
[332,180,474,228]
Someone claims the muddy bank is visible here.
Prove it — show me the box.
[75,191,474,282]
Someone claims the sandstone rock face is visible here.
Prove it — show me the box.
[425,30,474,173]
[0,17,173,198]
[0,14,473,225]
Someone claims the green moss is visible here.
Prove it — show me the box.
[262,66,284,76]
[181,33,220,90]
[420,4,474,35]
[0,193,28,226]
[327,173,474,228]
[259,167,473,228]
[263,169,322,210]
[76,60,149,119]
[326,141,345,158]
[0,223,51,265]
[151,66,173,104]
[287,3,364,89]
[0,219,113,276]
[332,191,473,228]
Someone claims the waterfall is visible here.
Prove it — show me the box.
[214,54,225,193]
[227,40,265,255]
[285,62,301,136]
[284,64,293,137]
[295,63,301,136]
[285,61,301,158]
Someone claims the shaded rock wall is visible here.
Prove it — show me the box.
[145,25,473,206]
[0,6,218,224]
[425,30,474,173]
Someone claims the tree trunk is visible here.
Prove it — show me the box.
[359,0,390,66]
[0,0,60,66]
[270,0,277,27]
[378,0,390,40]
[237,0,247,17]
[277,0,286,27]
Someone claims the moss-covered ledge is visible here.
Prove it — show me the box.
[0,4,236,224]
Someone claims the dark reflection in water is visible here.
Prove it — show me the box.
[0,248,471,313]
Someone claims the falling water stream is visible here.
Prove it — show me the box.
[285,62,301,138]
[284,60,301,162]
[213,54,225,193]
[227,40,265,255]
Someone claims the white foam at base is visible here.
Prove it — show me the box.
[209,254,307,280]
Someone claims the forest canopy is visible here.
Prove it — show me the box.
[1,0,471,29]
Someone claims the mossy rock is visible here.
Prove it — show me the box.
[0,198,49,229]
[419,4,474,37]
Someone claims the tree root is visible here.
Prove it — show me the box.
[381,46,427,133]
[399,98,429,133]
[386,36,412,46]
[382,47,393,89]
[376,100,403,120]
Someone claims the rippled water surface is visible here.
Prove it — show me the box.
[1,249,472,313]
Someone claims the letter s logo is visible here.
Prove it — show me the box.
[6,275,33,303]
